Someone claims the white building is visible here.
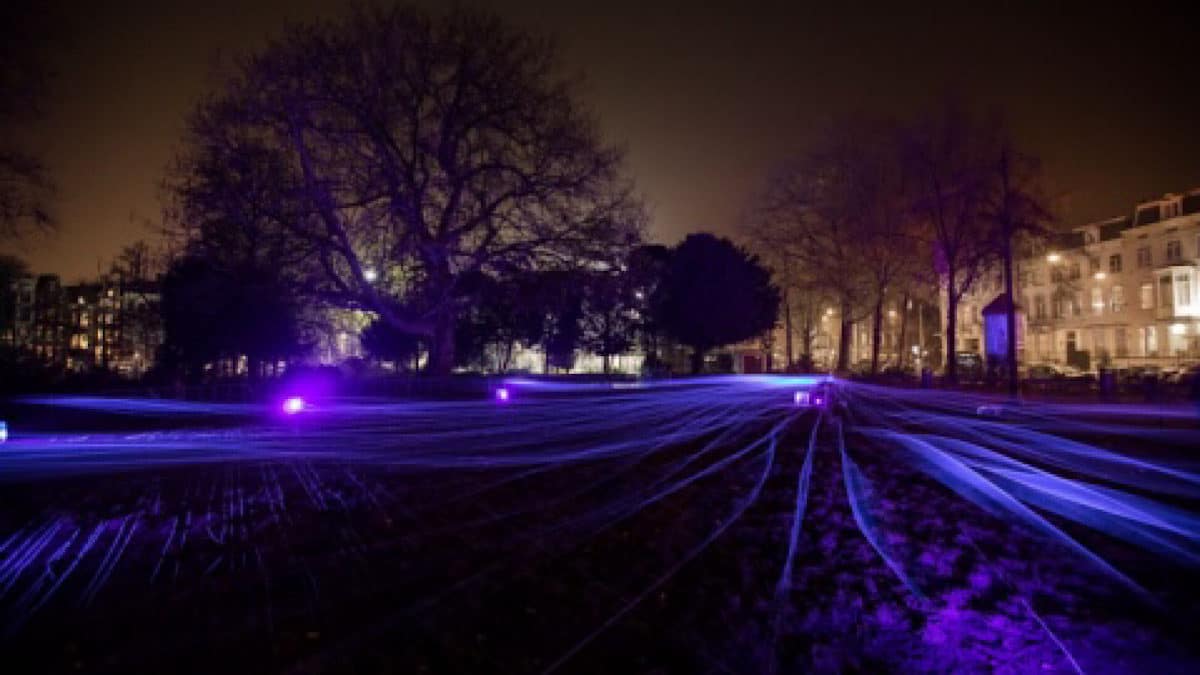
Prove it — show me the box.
[953,188,1200,371]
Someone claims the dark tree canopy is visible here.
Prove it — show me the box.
[657,233,780,373]
[169,3,643,374]
[159,255,304,380]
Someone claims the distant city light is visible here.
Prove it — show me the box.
[495,387,510,402]
[1046,252,1061,263]
[363,268,378,282]
[282,396,306,414]
[0,420,7,443]
[1170,323,1186,336]
[1094,271,1106,280]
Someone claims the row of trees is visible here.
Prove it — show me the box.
[746,102,1052,388]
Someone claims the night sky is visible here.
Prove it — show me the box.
[6,1,1199,280]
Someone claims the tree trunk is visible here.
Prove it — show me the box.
[945,287,959,384]
[1003,228,1020,398]
[836,303,852,373]
[602,353,610,375]
[690,348,705,375]
[783,287,794,368]
[801,310,814,367]
[870,295,883,375]
[897,292,909,371]
[428,314,455,376]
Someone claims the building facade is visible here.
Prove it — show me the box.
[953,188,1200,371]
[3,273,163,377]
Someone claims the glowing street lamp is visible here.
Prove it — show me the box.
[495,387,511,402]
[363,268,378,282]
[1046,252,1061,264]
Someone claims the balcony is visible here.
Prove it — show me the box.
[1153,264,1199,320]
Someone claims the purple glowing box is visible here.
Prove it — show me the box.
[495,387,511,402]
[281,396,307,415]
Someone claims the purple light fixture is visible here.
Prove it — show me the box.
[794,391,810,406]
[282,396,306,415]
[495,387,510,402]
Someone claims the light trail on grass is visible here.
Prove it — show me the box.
[1,376,1198,672]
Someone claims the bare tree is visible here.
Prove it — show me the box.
[985,139,1053,395]
[903,102,1002,383]
[0,2,56,241]
[169,4,643,374]
[757,117,916,373]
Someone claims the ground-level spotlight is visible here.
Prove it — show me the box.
[495,387,510,402]
[0,420,7,443]
[282,396,307,415]
[793,390,811,406]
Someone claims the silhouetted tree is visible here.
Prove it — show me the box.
[756,124,875,372]
[903,101,1004,383]
[0,254,28,343]
[160,254,304,381]
[627,244,672,370]
[0,2,56,241]
[983,139,1052,395]
[580,269,637,374]
[169,4,643,375]
[657,233,779,374]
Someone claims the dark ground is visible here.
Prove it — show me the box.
[1,380,1198,674]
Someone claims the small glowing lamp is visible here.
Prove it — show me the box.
[1170,323,1186,336]
[282,396,306,415]
[495,387,510,402]
[1046,252,1061,263]
[793,391,810,406]
[0,420,7,443]
[1094,271,1106,280]
[363,268,378,282]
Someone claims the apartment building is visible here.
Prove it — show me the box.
[954,188,1200,371]
[3,273,163,376]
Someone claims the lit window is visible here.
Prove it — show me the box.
[1108,254,1121,273]
[1176,273,1192,306]
[1166,240,1182,262]
[1141,283,1154,309]
[1034,295,1046,319]
[1111,285,1124,313]
[1092,287,1103,315]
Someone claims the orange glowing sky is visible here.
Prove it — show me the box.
[5,1,1199,280]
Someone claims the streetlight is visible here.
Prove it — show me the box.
[1046,252,1061,264]
[363,268,378,282]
